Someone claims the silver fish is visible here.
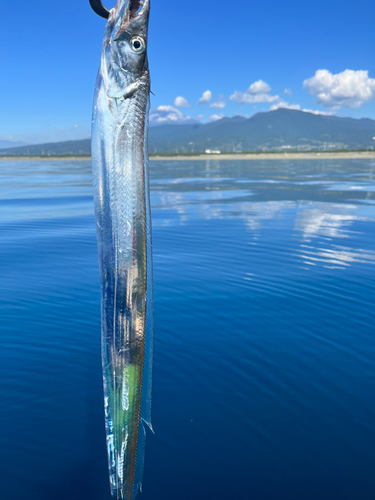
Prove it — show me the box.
[90,0,152,498]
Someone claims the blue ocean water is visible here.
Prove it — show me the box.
[0,158,374,500]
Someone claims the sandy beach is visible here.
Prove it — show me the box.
[1,152,375,161]
[150,152,375,160]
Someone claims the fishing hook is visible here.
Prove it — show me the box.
[89,0,110,19]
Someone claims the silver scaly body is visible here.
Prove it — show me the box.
[91,1,152,499]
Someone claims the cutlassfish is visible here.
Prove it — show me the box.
[89,0,153,498]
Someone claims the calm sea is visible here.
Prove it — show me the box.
[0,158,374,500]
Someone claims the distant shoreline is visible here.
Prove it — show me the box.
[1,152,375,161]
[150,152,375,160]
[0,156,92,161]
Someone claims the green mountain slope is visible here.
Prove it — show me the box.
[0,139,91,156]
[2,109,375,156]
[148,109,375,152]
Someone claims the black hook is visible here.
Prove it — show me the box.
[89,0,110,19]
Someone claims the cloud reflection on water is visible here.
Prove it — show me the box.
[297,245,375,269]
[2,158,374,271]
[151,159,375,271]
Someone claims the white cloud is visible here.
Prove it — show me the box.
[198,90,212,104]
[210,95,226,109]
[73,124,79,128]
[270,100,334,116]
[231,91,279,104]
[270,101,301,111]
[284,88,292,95]
[302,109,334,116]
[149,105,192,125]
[269,100,336,116]
[303,69,375,109]
[195,114,204,121]
[174,96,190,108]
[230,79,279,104]
[248,80,271,94]
[210,114,224,121]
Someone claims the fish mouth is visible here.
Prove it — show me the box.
[110,0,150,38]
[117,0,150,22]
[128,0,147,19]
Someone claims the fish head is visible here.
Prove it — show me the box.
[101,0,150,99]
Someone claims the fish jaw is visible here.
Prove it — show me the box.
[109,0,150,40]
[100,0,150,102]
[104,0,150,54]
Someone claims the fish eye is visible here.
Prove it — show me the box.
[130,36,145,53]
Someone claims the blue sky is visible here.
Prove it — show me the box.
[1,0,375,143]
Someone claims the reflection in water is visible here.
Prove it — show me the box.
[298,244,375,269]
[294,203,374,240]
[150,158,375,271]
[1,158,375,500]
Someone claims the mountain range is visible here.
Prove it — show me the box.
[2,109,375,156]
[0,140,29,149]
